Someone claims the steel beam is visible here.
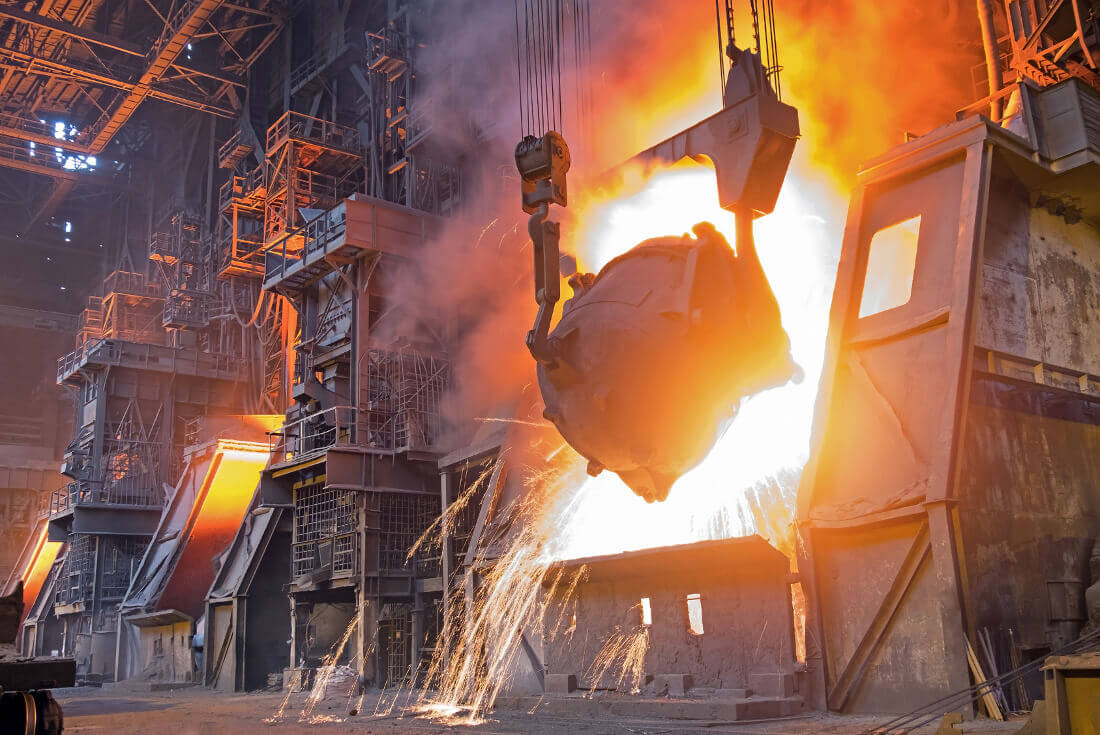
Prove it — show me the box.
[21,179,75,234]
[0,47,237,143]
[0,5,144,57]
[86,0,228,152]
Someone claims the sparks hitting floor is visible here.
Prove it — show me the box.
[50,685,1030,735]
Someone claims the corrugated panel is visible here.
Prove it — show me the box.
[1081,86,1100,151]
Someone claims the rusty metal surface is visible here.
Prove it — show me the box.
[797,120,994,713]
[538,224,794,502]
[799,104,1100,715]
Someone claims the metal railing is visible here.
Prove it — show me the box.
[148,231,177,263]
[57,347,87,382]
[269,405,357,463]
[0,113,59,141]
[58,338,244,384]
[104,270,161,299]
[266,110,361,155]
[49,475,164,516]
[218,164,266,211]
[263,205,348,284]
[49,482,81,516]
[217,129,243,164]
[57,338,119,382]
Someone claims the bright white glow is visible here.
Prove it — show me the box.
[555,153,842,560]
[59,154,96,172]
[64,221,72,233]
[859,216,921,318]
[53,121,65,139]
[639,597,652,626]
[686,593,704,635]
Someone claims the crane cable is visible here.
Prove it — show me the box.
[515,0,586,138]
[714,0,784,100]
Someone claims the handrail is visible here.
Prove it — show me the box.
[269,405,357,462]
[266,110,361,154]
[263,204,348,285]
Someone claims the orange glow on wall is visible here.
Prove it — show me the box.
[238,414,285,435]
[19,528,62,625]
[156,439,268,619]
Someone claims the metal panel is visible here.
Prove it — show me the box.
[799,119,996,712]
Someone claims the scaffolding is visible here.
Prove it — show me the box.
[262,111,362,249]
[362,348,448,452]
[150,210,212,330]
[55,534,95,609]
[75,296,105,353]
[96,270,165,346]
[372,491,440,572]
[217,165,267,279]
[364,23,462,214]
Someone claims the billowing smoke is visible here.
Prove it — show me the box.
[381,0,982,459]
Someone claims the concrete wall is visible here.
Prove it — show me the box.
[543,538,795,692]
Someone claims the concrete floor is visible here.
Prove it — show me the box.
[50,686,1031,735]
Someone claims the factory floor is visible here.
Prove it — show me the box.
[51,685,1032,735]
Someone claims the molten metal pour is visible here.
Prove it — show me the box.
[518,44,800,503]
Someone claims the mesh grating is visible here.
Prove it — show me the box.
[292,482,358,578]
[378,604,413,686]
[55,534,96,607]
[99,537,147,600]
[363,349,448,452]
[371,492,440,572]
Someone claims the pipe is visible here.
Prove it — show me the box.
[977,0,1005,121]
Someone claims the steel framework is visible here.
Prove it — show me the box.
[0,0,285,230]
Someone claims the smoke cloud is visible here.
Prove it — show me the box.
[381,0,983,455]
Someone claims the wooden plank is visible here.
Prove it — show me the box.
[208,618,234,688]
[966,637,1003,721]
